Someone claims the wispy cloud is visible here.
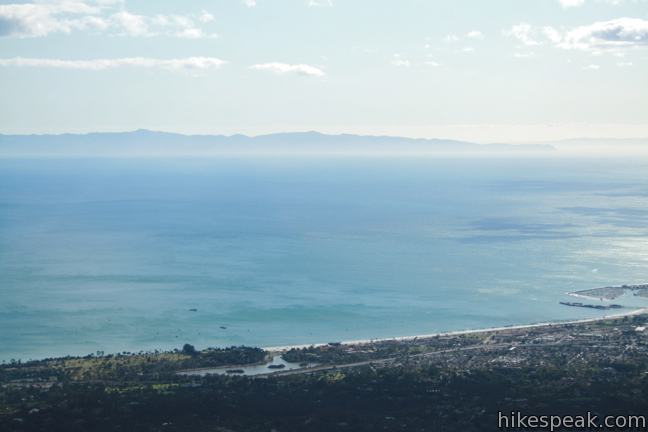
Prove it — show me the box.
[249,62,325,77]
[543,26,562,43]
[466,30,484,39]
[308,0,333,7]
[504,23,541,46]
[391,59,410,67]
[506,18,648,52]
[557,0,635,7]
[391,54,410,67]
[556,18,648,50]
[0,1,217,38]
[444,34,459,43]
[0,56,227,71]
[558,0,585,8]
[242,0,257,8]
[198,10,215,23]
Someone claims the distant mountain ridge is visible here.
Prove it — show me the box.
[547,137,648,147]
[0,130,555,157]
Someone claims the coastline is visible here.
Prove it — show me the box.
[566,292,609,301]
[5,306,647,363]
[264,306,648,353]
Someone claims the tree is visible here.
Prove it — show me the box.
[182,344,197,356]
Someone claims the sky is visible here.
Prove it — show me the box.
[0,0,647,143]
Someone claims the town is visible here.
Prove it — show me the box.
[3,311,648,431]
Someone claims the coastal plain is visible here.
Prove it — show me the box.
[3,309,648,431]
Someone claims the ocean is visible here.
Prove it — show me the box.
[1,156,648,361]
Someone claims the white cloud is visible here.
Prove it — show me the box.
[249,62,325,77]
[557,0,636,7]
[506,18,648,52]
[308,0,333,6]
[558,0,585,8]
[0,1,217,38]
[617,61,633,66]
[0,56,227,71]
[557,18,648,50]
[504,23,541,46]
[583,63,600,70]
[543,26,562,43]
[0,2,105,37]
[199,10,215,23]
[391,53,410,67]
[444,34,459,43]
[111,11,148,36]
[109,11,215,38]
[424,60,440,67]
[466,30,484,39]
[176,27,211,39]
[242,0,257,7]
[391,59,410,67]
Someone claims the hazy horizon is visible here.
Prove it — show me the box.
[2,129,648,158]
[1,128,648,144]
[1,0,647,143]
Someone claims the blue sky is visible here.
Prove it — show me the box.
[0,0,647,142]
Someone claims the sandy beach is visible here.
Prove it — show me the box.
[264,306,648,353]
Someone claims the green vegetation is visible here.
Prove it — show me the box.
[181,344,197,356]
[282,334,484,365]
[2,357,648,431]
[2,315,648,431]
[0,346,266,383]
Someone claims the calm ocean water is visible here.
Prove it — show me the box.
[1,157,648,361]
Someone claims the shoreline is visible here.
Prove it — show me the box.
[566,292,609,301]
[264,306,648,353]
[176,306,648,378]
[5,307,647,363]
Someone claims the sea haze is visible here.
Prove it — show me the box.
[1,157,648,361]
